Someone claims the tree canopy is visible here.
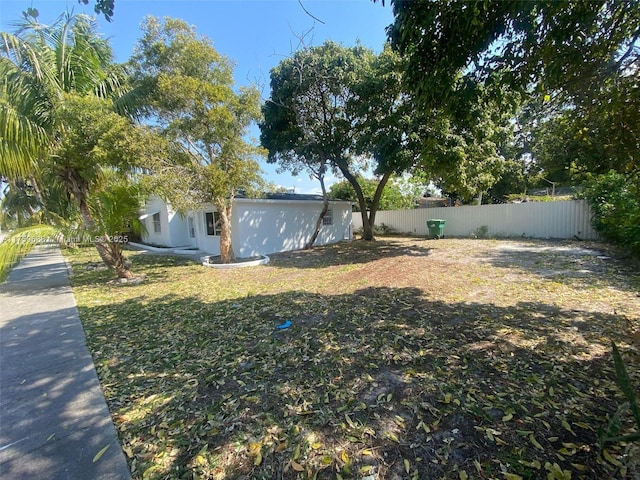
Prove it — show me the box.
[1,12,153,277]
[130,16,264,263]
[387,0,640,110]
[261,42,428,240]
[329,177,415,212]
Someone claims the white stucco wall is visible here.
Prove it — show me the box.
[167,210,190,246]
[233,199,352,257]
[140,196,352,256]
[140,196,171,247]
[140,195,190,247]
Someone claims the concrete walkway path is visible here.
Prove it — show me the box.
[0,246,131,479]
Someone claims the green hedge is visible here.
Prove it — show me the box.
[581,171,640,259]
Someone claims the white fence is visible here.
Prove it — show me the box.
[352,200,599,240]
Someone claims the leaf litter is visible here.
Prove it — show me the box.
[66,238,640,479]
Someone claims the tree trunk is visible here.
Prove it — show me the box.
[335,161,375,241]
[29,175,45,206]
[367,171,392,233]
[60,170,134,278]
[77,196,134,278]
[304,170,329,250]
[216,197,235,263]
[94,235,134,279]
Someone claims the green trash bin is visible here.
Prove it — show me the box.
[427,219,446,239]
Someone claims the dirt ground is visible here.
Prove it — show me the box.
[70,237,640,479]
[270,236,639,316]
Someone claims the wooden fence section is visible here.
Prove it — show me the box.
[351,200,599,240]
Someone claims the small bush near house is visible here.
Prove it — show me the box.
[582,171,640,260]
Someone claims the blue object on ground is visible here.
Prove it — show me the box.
[276,320,292,330]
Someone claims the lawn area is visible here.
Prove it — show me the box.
[66,237,640,480]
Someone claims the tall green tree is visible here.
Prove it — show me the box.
[417,81,516,203]
[261,42,423,241]
[130,17,264,263]
[384,0,639,203]
[1,12,153,277]
[261,43,371,235]
[51,94,160,277]
[530,73,640,184]
[0,179,39,228]
[386,0,639,111]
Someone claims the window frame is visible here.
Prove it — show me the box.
[152,212,161,233]
[322,208,333,226]
[205,212,221,236]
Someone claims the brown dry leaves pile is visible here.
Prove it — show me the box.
[67,238,640,480]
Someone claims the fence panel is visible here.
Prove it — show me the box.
[352,200,599,240]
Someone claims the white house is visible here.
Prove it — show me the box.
[139,194,353,257]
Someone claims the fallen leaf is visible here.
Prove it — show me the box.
[602,449,622,467]
[529,434,544,451]
[93,444,110,463]
[293,444,301,460]
[502,473,523,480]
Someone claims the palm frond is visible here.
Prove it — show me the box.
[0,103,47,178]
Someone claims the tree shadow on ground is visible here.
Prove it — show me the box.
[77,285,639,480]
[268,239,432,269]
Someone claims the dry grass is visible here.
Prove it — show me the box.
[66,237,640,479]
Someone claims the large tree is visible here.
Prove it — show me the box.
[261,42,423,240]
[530,72,639,185]
[51,94,161,277]
[260,42,370,236]
[386,0,639,110]
[130,17,264,263]
[1,12,152,278]
[384,0,639,202]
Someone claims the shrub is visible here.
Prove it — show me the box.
[581,171,640,259]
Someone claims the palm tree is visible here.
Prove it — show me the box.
[0,35,48,179]
[87,168,146,276]
[1,12,145,278]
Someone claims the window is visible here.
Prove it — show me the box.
[205,212,221,236]
[153,213,161,233]
[188,217,195,238]
[322,209,333,226]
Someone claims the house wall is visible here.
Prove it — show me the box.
[140,196,171,247]
[234,199,352,257]
[168,210,190,246]
[140,195,190,247]
[141,197,353,256]
[351,200,599,240]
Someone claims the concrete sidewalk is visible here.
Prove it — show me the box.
[0,246,131,479]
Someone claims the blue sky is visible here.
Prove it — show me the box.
[0,0,395,193]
